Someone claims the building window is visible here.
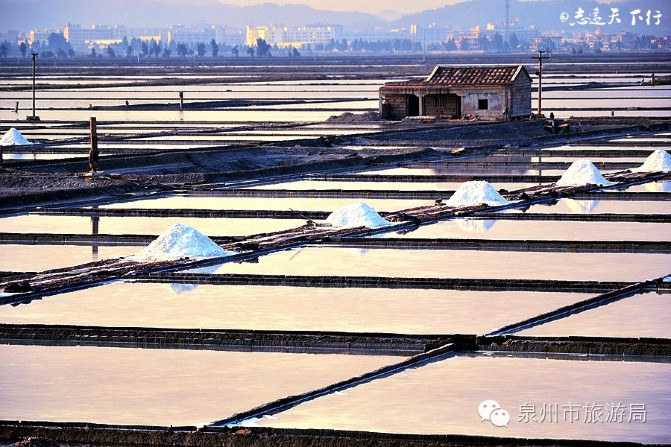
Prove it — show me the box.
[478,99,489,110]
[435,95,447,108]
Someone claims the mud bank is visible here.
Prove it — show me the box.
[0,422,650,447]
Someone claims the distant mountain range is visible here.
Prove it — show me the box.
[1,0,669,34]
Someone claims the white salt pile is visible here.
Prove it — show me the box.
[445,181,510,207]
[632,150,671,173]
[135,223,234,261]
[325,202,392,228]
[556,159,614,187]
[0,127,32,146]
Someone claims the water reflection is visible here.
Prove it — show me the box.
[254,355,671,444]
[561,199,600,214]
[456,219,496,233]
[520,292,671,338]
[0,344,397,426]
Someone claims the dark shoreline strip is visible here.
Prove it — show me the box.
[134,273,632,293]
[0,324,460,356]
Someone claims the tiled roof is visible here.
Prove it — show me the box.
[425,65,527,86]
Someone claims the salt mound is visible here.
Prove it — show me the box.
[446,181,510,207]
[556,160,614,187]
[135,223,234,261]
[0,127,32,146]
[633,150,671,173]
[325,202,392,228]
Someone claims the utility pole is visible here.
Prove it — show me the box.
[535,50,547,116]
[27,52,40,121]
[505,0,510,49]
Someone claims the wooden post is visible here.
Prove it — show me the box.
[14,101,18,113]
[91,214,100,257]
[89,117,99,173]
[536,50,545,116]
[26,52,40,121]
[179,91,184,109]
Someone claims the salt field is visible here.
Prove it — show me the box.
[0,344,398,426]
[519,291,671,338]
[201,246,669,282]
[0,282,592,334]
[251,355,671,444]
[1,54,670,445]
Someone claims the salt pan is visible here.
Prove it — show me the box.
[556,159,614,187]
[0,128,32,146]
[446,181,510,207]
[135,223,234,261]
[325,202,392,228]
[632,150,671,173]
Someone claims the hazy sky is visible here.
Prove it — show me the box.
[218,0,468,15]
[215,0,624,15]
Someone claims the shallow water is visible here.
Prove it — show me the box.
[0,244,139,272]
[101,195,428,213]
[0,214,305,237]
[0,282,590,335]
[518,292,671,338]
[247,180,539,192]
[203,246,671,282]
[526,199,669,215]
[0,344,398,426]
[253,355,671,444]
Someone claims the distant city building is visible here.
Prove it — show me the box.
[212,26,244,47]
[63,23,166,51]
[167,25,214,46]
[0,30,19,44]
[27,29,57,45]
[246,24,341,49]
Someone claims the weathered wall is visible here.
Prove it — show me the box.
[380,93,407,120]
[511,75,532,117]
[456,88,506,120]
[424,94,460,118]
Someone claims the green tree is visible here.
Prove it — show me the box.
[19,41,27,57]
[256,38,271,57]
[150,39,159,57]
[0,42,8,57]
[246,45,255,57]
[141,41,149,57]
[231,45,239,57]
[196,42,206,56]
[492,32,503,51]
[508,33,519,50]
[210,39,219,57]
[107,46,116,57]
[177,43,188,56]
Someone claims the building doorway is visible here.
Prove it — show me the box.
[407,95,420,116]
